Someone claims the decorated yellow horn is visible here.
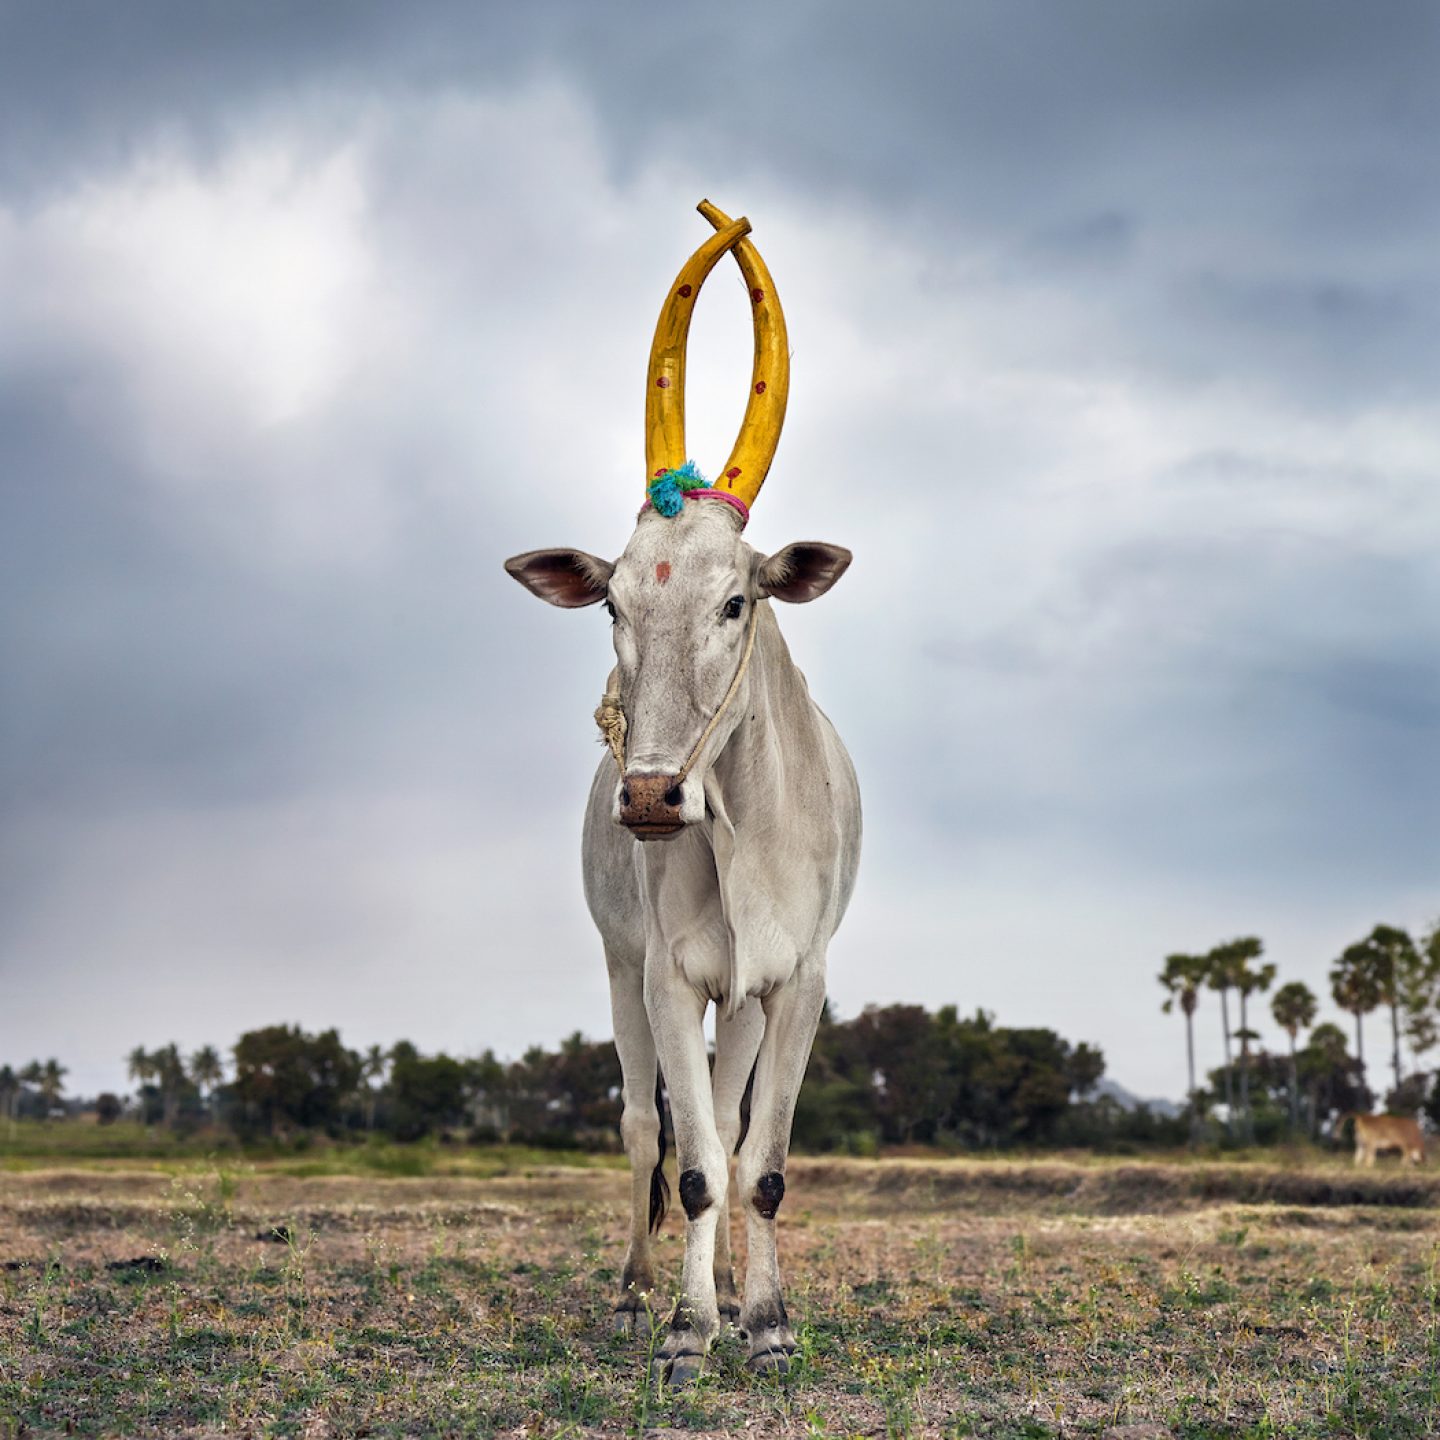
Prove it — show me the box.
[645,215,752,487]
[697,199,790,511]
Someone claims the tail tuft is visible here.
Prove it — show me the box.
[648,1070,670,1234]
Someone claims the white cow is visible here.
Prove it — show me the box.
[504,203,861,1383]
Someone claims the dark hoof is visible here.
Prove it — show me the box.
[612,1305,654,1338]
[718,1297,741,1326]
[747,1344,795,1375]
[652,1349,705,1386]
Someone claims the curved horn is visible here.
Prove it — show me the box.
[697,199,790,510]
[645,215,752,487]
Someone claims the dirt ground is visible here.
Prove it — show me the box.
[2,1157,1438,1437]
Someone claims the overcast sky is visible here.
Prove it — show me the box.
[2,2,1437,1104]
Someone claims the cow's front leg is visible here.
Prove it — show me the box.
[711,999,765,1326]
[644,967,728,1386]
[735,962,826,1374]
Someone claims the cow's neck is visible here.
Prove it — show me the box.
[708,602,823,825]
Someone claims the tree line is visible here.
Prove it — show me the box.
[1159,920,1440,1143]
[8,917,1434,1154]
[3,1008,1155,1152]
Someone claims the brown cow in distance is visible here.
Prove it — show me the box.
[1343,1113,1426,1167]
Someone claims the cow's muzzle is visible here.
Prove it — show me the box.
[619,773,686,840]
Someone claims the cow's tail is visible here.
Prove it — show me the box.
[735,1053,758,1154]
[648,1070,670,1234]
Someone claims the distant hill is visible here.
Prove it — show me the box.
[1094,1077,1183,1119]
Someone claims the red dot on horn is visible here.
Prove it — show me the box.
[677,284,693,298]
[656,376,670,388]
[751,287,765,303]
[726,467,742,480]
[654,468,668,478]
[754,381,766,394]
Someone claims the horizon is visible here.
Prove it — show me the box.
[6,950,1416,1111]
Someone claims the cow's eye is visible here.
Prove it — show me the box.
[722,595,745,621]
[604,599,617,622]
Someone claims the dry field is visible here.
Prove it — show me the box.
[3,1156,1440,1438]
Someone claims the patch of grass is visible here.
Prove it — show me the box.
[0,1121,628,1180]
[5,1158,1440,1436]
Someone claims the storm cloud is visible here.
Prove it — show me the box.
[2,2,1437,1099]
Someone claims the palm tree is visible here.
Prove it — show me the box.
[0,1065,17,1138]
[127,1046,155,1121]
[153,1043,185,1127]
[1340,926,1421,1097]
[38,1059,67,1117]
[1271,981,1318,1133]
[20,1061,43,1118]
[1330,946,1383,1104]
[189,1045,223,1124]
[1159,953,1208,1141]
[1205,945,1240,1134]
[361,1044,388,1132]
[1407,922,1440,1066]
[1301,1022,1352,1137]
[1227,940,1275,1142]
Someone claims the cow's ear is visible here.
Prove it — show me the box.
[504,549,615,608]
[756,542,852,604]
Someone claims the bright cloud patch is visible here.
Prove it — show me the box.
[2,144,373,432]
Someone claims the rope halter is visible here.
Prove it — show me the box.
[596,597,761,785]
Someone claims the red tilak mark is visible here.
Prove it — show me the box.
[750,287,765,303]
[655,561,672,585]
[754,381,766,394]
[726,466,742,480]
[654,468,668,478]
[677,283,693,298]
[655,376,670,388]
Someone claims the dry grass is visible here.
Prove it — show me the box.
[3,1156,1439,1438]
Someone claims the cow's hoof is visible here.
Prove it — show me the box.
[612,1306,653,1338]
[652,1349,705,1386]
[747,1344,795,1375]
[718,1297,740,1327]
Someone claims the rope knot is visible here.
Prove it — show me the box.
[595,681,627,775]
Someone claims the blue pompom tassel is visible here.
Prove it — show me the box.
[647,460,710,516]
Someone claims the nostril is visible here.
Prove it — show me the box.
[621,786,631,807]
[664,785,683,808]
